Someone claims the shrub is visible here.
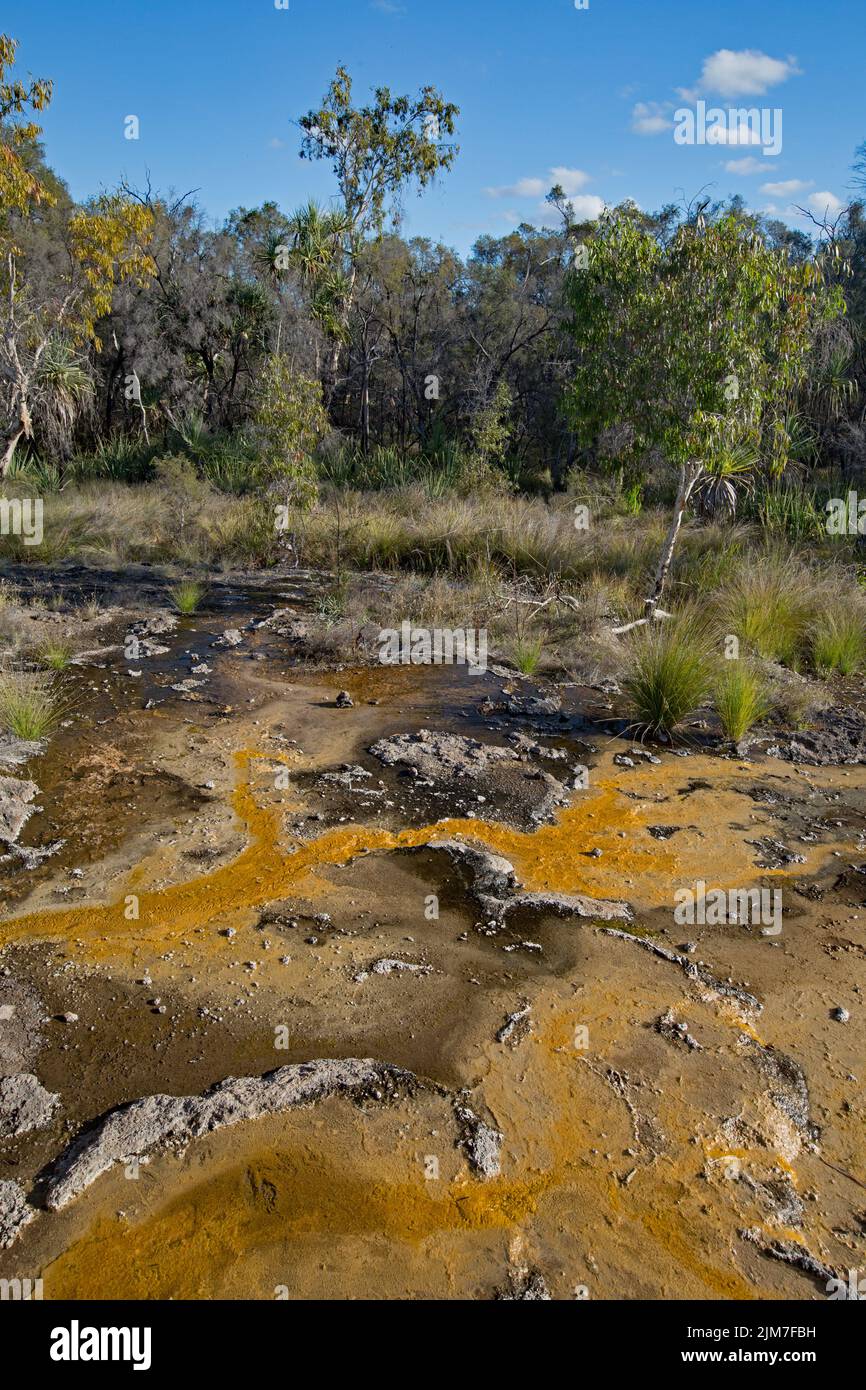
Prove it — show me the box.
[252,355,327,505]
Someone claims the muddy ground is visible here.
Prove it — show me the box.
[0,564,864,1301]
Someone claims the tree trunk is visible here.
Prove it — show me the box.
[644,461,703,617]
[0,427,24,478]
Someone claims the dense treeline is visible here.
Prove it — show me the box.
[2,35,866,510]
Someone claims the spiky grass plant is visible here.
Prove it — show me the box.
[810,607,866,677]
[622,615,715,737]
[34,637,75,671]
[714,662,771,742]
[169,579,206,615]
[716,556,813,666]
[512,635,545,675]
[0,670,65,739]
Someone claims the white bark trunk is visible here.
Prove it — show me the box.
[644,461,703,617]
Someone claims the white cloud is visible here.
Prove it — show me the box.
[681,49,801,100]
[724,156,766,175]
[485,176,546,199]
[760,178,813,197]
[538,194,605,222]
[568,195,606,220]
[549,166,590,195]
[706,121,763,147]
[807,190,844,217]
[268,137,286,149]
[485,167,590,199]
[631,101,672,135]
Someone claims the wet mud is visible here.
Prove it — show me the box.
[1,574,864,1299]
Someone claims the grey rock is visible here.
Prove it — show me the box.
[0,1179,34,1249]
[0,775,39,845]
[453,1102,503,1179]
[0,1073,60,1139]
[41,1058,503,1209]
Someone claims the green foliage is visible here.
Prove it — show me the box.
[169,579,206,615]
[714,662,770,742]
[252,355,326,503]
[0,670,64,738]
[623,616,715,736]
[34,636,74,670]
[564,207,844,480]
[511,634,544,674]
[810,608,866,676]
[717,558,813,665]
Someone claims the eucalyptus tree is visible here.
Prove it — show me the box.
[297,66,459,392]
[564,204,846,614]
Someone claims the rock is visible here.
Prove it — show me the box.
[0,775,39,845]
[58,1013,78,1024]
[496,1266,551,1301]
[2,838,64,870]
[354,959,433,983]
[502,890,631,924]
[40,1059,503,1210]
[370,730,517,782]
[655,1009,702,1051]
[214,629,243,648]
[335,690,354,708]
[426,840,519,901]
[747,837,806,869]
[504,693,561,718]
[127,611,178,640]
[647,825,679,841]
[0,734,43,771]
[496,1005,532,1048]
[602,928,762,1013]
[832,1006,850,1023]
[0,1179,34,1249]
[613,755,635,768]
[739,1227,840,1294]
[453,1102,503,1179]
[0,1073,60,1138]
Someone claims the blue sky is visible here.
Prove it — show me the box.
[4,0,863,253]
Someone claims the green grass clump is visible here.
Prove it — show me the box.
[714,662,771,742]
[35,637,75,671]
[809,608,866,677]
[716,558,813,666]
[622,616,714,737]
[169,579,206,615]
[0,671,65,739]
[511,636,544,674]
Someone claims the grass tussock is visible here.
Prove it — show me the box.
[511,635,545,675]
[169,580,207,615]
[715,556,816,666]
[809,607,866,677]
[622,615,715,737]
[0,670,66,740]
[34,636,75,671]
[714,662,771,742]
